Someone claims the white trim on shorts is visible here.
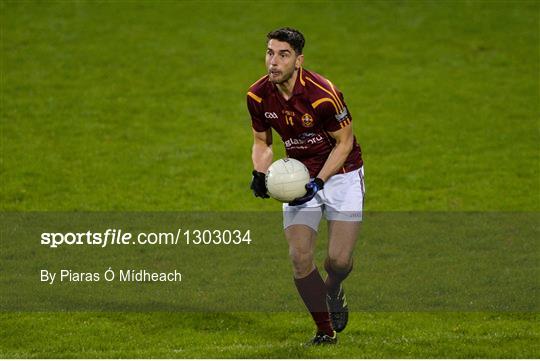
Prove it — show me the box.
[283,167,365,231]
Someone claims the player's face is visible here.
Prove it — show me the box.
[266,39,303,84]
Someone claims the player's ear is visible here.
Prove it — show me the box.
[295,54,304,69]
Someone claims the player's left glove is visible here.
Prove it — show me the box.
[250,170,270,199]
[289,178,324,206]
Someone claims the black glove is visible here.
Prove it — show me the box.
[289,178,324,206]
[250,170,269,198]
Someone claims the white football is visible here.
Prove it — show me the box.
[266,158,310,202]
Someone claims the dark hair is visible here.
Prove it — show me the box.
[267,27,305,55]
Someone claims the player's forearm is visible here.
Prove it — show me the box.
[252,143,273,172]
[316,140,353,182]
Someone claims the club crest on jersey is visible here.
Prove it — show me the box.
[335,107,349,122]
[301,113,314,127]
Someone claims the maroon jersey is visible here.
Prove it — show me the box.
[247,67,363,177]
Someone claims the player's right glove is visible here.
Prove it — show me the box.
[250,170,269,199]
[289,178,324,206]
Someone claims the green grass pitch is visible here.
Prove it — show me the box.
[1,0,539,358]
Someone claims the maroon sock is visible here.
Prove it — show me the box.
[324,258,353,295]
[294,268,333,336]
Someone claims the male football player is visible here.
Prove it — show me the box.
[247,28,365,345]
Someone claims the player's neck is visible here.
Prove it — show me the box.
[276,70,298,101]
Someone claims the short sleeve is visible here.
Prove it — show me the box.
[247,93,270,132]
[315,91,353,132]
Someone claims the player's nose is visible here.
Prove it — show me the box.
[269,54,279,66]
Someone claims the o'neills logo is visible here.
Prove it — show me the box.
[302,113,314,127]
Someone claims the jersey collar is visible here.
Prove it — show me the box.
[292,67,306,96]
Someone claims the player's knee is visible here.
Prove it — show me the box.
[327,255,352,273]
[292,263,314,278]
[289,247,314,277]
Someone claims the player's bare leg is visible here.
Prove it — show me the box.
[325,220,361,332]
[285,224,336,343]
[285,224,317,278]
[327,220,360,276]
